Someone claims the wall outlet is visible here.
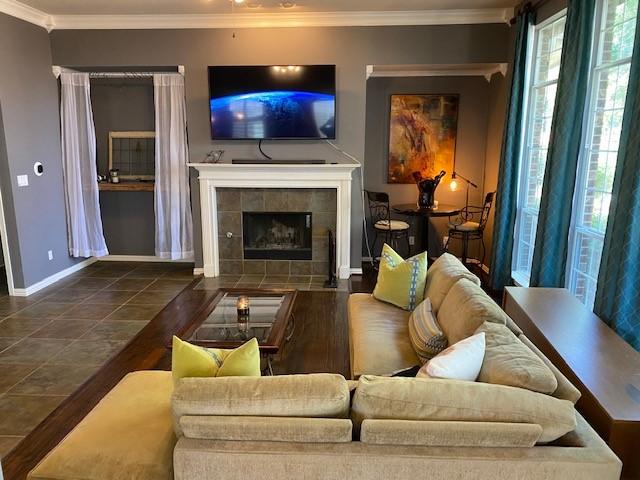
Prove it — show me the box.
[409,236,415,246]
[47,250,53,261]
[17,174,29,187]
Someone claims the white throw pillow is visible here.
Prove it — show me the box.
[417,332,486,381]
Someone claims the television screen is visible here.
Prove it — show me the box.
[208,65,336,140]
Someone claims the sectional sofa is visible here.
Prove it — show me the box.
[26,255,622,480]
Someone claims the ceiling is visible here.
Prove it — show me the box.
[17,0,519,16]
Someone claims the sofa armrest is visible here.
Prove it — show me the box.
[360,419,542,447]
[180,416,352,443]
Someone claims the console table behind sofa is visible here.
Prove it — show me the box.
[503,287,640,480]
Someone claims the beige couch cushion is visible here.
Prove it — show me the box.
[437,278,509,344]
[360,419,542,447]
[351,375,576,442]
[172,374,350,425]
[476,322,558,394]
[179,416,352,443]
[348,293,419,378]
[174,412,622,480]
[28,370,175,480]
[518,334,582,404]
[423,253,481,313]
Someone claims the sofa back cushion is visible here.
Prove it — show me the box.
[437,278,508,344]
[172,374,351,432]
[360,419,543,448]
[179,416,353,443]
[424,253,481,314]
[351,375,576,443]
[518,334,582,404]
[476,322,558,394]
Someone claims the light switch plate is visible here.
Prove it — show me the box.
[17,175,29,187]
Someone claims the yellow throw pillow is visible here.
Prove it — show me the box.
[373,244,428,310]
[172,336,261,385]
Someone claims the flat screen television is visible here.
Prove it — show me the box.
[208,65,336,140]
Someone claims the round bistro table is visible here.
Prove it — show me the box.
[392,203,461,256]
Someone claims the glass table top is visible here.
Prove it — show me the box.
[189,292,286,344]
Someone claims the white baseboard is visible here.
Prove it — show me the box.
[12,257,97,297]
[98,255,192,263]
[193,267,204,275]
[350,267,363,275]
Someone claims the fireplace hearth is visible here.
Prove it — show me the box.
[243,212,312,260]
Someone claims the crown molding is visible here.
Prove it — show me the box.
[0,0,53,31]
[1,3,514,31]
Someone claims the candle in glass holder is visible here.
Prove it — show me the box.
[237,295,250,324]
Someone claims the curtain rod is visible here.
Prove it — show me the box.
[52,65,185,79]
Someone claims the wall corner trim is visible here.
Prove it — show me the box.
[11,257,97,297]
[0,0,54,31]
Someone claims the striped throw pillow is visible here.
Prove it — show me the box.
[409,298,448,363]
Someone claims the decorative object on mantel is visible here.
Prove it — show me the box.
[388,94,459,184]
[204,150,225,163]
[413,170,446,208]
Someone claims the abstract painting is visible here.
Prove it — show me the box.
[388,94,459,184]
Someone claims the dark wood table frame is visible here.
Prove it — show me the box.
[392,203,461,254]
[503,287,640,480]
[175,288,298,375]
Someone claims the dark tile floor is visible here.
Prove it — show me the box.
[0,261,195,458]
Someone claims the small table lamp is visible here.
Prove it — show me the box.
[450,171,478,210]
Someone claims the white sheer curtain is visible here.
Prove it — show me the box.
[153,74,193,260]
[60,72,108,258]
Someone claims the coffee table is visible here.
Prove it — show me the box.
[180,288,298,375]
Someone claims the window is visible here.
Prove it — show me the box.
[108,131,155,180]
[512,12,567,286]
[567,0,638,308]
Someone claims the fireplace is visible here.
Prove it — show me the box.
[243,212,312,260]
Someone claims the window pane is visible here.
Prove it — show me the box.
[535,17,566,83]
[512,14,566,283]
[567,0,637,309]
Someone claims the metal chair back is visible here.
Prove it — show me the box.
[365,190,391,225]
[479,192,495,230]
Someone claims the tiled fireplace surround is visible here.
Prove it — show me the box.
[216,188,337,277]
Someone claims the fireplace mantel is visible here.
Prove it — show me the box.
[188,161,360,279]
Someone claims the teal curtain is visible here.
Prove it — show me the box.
[530,0,597,287]
[594,12,640,351]
[488,10,535,290]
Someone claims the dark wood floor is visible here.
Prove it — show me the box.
[1,261,491,479]
[1,277,356,480]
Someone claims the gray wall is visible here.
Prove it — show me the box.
[363,75,492,258]
[481,72,509,267]
[50,24,510,268]
[0,12,83,288]
[90,78,156,255]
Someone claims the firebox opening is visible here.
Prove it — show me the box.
[242,212,312,260]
